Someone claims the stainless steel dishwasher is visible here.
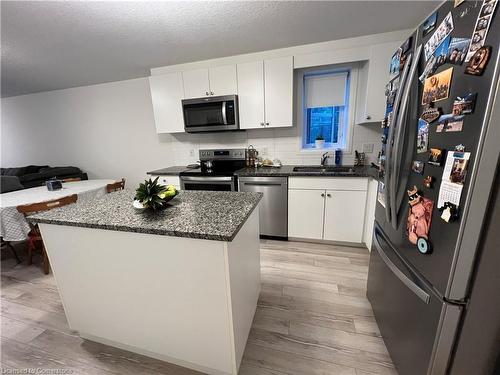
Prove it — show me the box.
[238,176,288,238]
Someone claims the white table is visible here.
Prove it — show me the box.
[0,179,115,242]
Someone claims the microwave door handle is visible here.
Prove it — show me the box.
[383,54,411,223]
[222,101,228,125]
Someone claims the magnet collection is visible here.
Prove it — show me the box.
[404,1,497,251]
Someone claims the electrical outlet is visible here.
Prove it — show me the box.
[261,147,268,156]
[189,149,195,157]
[362,143,374,153]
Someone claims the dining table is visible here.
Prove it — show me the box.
[0,179,115,242]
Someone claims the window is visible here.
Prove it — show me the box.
[302,70,350,149]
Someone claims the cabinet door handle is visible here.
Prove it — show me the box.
[210,91,214,95]
[321,193,325,198]
[265,122,270,126]
[205,91,209,96]
[327,193,332,197]
[260,122,264,126]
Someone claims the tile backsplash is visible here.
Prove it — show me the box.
[160,123,382,167]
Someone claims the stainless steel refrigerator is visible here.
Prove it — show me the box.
[366,1,500,374]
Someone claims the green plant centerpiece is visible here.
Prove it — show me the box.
[133,177,178,210]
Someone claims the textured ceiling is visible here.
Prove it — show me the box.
[1,1,439,98]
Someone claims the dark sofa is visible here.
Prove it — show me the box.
[0,165,88,193]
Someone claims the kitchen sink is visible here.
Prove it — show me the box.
[292,166,356,174]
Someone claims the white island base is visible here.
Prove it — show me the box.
[39,209,260,375]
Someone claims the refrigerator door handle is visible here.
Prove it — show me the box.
[373,228,431,304]
[383,56,412,223]
[390,45,422,229]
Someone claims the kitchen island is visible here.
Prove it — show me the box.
[28,190,262,375]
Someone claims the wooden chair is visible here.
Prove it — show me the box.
[106,178,125,193]
[62,177,81,182]
[17,194,78,274]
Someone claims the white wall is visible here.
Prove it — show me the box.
[1,78,174,187]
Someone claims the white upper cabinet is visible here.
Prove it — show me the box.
[264,56,293,128]
[182,65,238,99]
[149,72,185,134]
[237,57,293,129]
[209,65,238,96]
[356,41,401,124]
[182,68,210,99]
[237,61,265,129]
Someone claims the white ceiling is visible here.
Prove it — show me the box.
[1,1,439,98]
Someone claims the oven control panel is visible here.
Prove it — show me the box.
[199,149,246,161]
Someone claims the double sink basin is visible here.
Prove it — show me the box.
[292,166,357,175]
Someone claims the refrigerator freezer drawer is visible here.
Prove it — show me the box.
[367,228,444,375]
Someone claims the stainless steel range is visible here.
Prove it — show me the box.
[179,149,246,191]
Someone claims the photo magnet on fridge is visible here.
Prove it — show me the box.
[422,68,453,105]
[412,161,425,175]
[453,93,477,115]
[436,114,465,132]
[417,119,429,153]
[407,186,434,253]
[465,0,498,61]
[465,46,492,75]
[447,37,471,65]
[422,11,438,37]
[424,176,435,189]
[421,106,441,123]
[389,50,401,79]
[433,36,451,69]
[428,148,444,166]
[455,0,466,7]
[419,55,439,83]
[439,202,459,223]
[424,12,454,60]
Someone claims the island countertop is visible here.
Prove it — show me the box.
[28,189,262,242]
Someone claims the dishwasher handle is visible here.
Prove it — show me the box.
[241,182,285,187]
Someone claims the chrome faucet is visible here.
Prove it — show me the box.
[321,152,329,166]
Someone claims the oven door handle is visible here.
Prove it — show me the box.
[222,101,227,125]
[180,176,233,182]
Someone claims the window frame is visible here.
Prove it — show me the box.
[299,64,358,152]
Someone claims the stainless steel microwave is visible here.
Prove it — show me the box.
[182,95,239,133]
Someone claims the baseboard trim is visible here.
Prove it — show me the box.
[79,332,233,375]
[287,237,366,249]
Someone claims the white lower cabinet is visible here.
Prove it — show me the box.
[288,177,368,243]
[288,189,325,240]
[323,190,367,243]
[157,175,181,190]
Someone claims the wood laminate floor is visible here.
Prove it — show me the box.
[0,239,396,375]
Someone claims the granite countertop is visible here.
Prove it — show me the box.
[235,165,380,178]
[148,165,380,179]
[28,189,262,242]
[147,166,194,176]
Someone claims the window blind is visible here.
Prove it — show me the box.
[305,72,348,108]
